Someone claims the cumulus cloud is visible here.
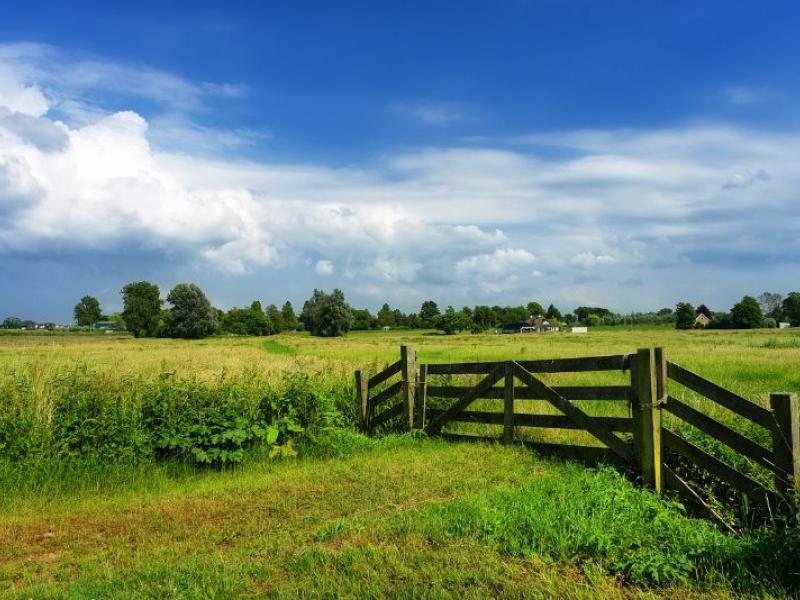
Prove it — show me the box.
[315,259,334,275]
[2,42,800,313]
[570,252,617,269]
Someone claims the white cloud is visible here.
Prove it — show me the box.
[0,74,49,117]
[456,248,536,276]
[315,259,334,275]
[570,252,617,269]
[722,168,769,190]
[3,42,800,312]
[721,86,778,106]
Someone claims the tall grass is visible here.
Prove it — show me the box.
[0,363,358,503]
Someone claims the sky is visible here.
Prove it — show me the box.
[2,1,800,322]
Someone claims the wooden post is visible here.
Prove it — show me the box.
[414,364,428,429]
[503,361,515,445]
[770,392,799,503]
[355,369,370,434]
[631,348,663,491]
[401,345,417,431]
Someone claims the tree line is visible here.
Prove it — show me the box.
[3,284,798,339]
[674,292,800,330]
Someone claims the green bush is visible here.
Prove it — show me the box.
[0,366,353,469]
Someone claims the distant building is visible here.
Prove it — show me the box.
[92,321,119,332]
[779,322,791,329]
[571,326,588,334]
[694,304,713,328]
[500,321,529,334]
[501,316,559,334]
[531,316,559,332]
[694,313,711,328]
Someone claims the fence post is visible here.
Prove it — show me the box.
[355,369,370,434]
[414,364,428,429]
[503,361,515,445]
[631,348,663,492]
[401,345,417,431]
[770,392,799,504]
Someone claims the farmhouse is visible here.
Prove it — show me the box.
[694,304,713,328]
[500,315,559,334]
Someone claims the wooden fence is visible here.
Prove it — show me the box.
[356,346,799,516]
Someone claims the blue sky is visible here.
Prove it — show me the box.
[1,1,800,321]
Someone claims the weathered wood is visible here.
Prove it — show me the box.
[368,359,402,388]
[770,392,800,501]
[370,402,405,429]
[425,385,631,401]
[503,362,514,445]
[662,428,776,501]
[425,354,631,376]
[356,370,369,433]
[665,396,778,474]
[401,345,417,430]
[667,362,773,429]
[426,362,495,375]
[424,366,505,435]
[414,364,428,429]
[370,380,403,408]
[425,409,633,431]
[631,348,662,491]
[517,354,631,373]
[514,363,634,464]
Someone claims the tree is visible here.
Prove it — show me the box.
[503,306,529,323]
[122,282,162,338]
[473,305,497,329]
[731,295,763,329]
[301,289,352,337]
[526,301,545,317]
[674,302,695,330]
[419,301,440,328]
[165,283,217,339]
[436,306,471,335]
[782,292,800,326]
[281,301,299,331]
[220,303,271,336]
[377,303,395,328]
[351,308,376,330]
[574,306,612,323]
[266,304,283,332]
[545,304,562,320]
[2,317,24,329]
[758,292,784,320]
[657,308,673,316]
[73,295,102,327]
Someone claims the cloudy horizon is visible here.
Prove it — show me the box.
[2,3,800,322]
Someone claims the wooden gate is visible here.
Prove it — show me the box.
[422,354,640,469]
[355,346,799,517]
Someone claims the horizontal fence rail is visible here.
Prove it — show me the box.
[666,361,774,429]
[426,385,632,401]
[356,346,799,519]
[426,354,631,376]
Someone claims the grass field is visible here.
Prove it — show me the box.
[1,328,799,597]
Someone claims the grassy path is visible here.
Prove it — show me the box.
[0,439,745,599]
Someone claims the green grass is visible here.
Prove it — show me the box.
[1,329,800,597]
[1,437,794,598]
[261,339,295,355]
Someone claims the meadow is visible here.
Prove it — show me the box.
[1,328,799,597]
